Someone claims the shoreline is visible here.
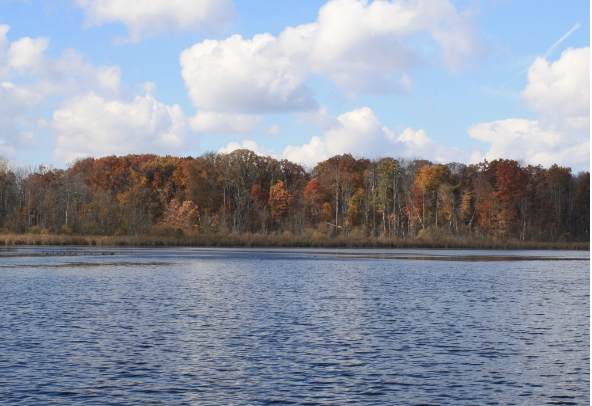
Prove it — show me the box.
[0,234,588,250]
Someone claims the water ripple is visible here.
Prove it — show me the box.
[0,248,589,405]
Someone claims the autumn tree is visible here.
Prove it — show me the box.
[303,178,325,224]
[140,156,182,205]
[185,152,223,233]
[0,158,18,231]
[571,172,590,241]
[315,154,362,232]
[122,184,162,235]
[398,158,430,237]
[362,164,378,235]
[376,158,398,235]
[162,199,200,231]
[544,164,572,238]
[414,164,450,228]
[250,184,269,209]
[0,151,587,242]
[224,149,264,233]
[493,160,528,238]
[269,180,293,226]
[251,184,270,234]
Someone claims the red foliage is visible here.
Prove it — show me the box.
[494,159,528,202]
[250,184,269,209]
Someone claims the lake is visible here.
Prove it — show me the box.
[0,247,589,405]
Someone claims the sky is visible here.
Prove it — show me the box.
[0,0,589,171]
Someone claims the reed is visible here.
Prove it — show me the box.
[0,233,588,250]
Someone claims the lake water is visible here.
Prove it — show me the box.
[0,247,589,405]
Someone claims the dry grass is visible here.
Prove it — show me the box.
[0,233,588,250]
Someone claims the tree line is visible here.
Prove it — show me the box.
[0,150,588,242]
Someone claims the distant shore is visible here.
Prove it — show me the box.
[0,233,588,250]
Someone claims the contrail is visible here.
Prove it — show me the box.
[544,23,581,58]
[498,22,581,90]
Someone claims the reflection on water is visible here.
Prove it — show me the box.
[0,247,589,405]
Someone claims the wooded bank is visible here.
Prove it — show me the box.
[0,150,589,244]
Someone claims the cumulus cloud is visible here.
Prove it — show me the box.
[284,107,470,166]
[180,0,481,121]
[470,47,590,171]
[52,91,190,162]
[308,0,479,91]
[266,107,387,165]
[320,107,389,157]
[281,136,328,167]
[0,24,122,157]
[0,27,121,97]
[0,25,195,162]
[521,47,589,132]
[76,0,235,43]
[272,46,590,170]
[220,107,470,167]
[468,118,588,169]
[180,33,317,114]
[5,36,49,73]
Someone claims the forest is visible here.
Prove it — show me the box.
[0,150,589,244]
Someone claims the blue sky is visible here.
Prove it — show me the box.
[0,0,589,170]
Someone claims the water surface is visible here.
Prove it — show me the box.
[1,247,589,405]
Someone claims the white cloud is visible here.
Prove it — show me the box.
[221,107,470,167]
[51,91,190,163]
[521,47,589,132]
[189,111,262,135]
[470,47,590,171]
[308,0,479,92]
[0,28,121,97]
[180,0,481,120]
[468,118,589,170]
[0,24,124,158]
[180,33,316,114]
[282,136,328,167]
[76,0,235,43]
[0,25,197,163]
[285,107,469,166]
[218,140,275,157]
[320,107,389,157]
[6,36,49,73]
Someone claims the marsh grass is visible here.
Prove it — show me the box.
[0,233,588,250]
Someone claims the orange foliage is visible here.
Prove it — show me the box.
[162,199,200,230]
[269,180,293,220]
[2,150,589,242]
[415,165,450,194]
